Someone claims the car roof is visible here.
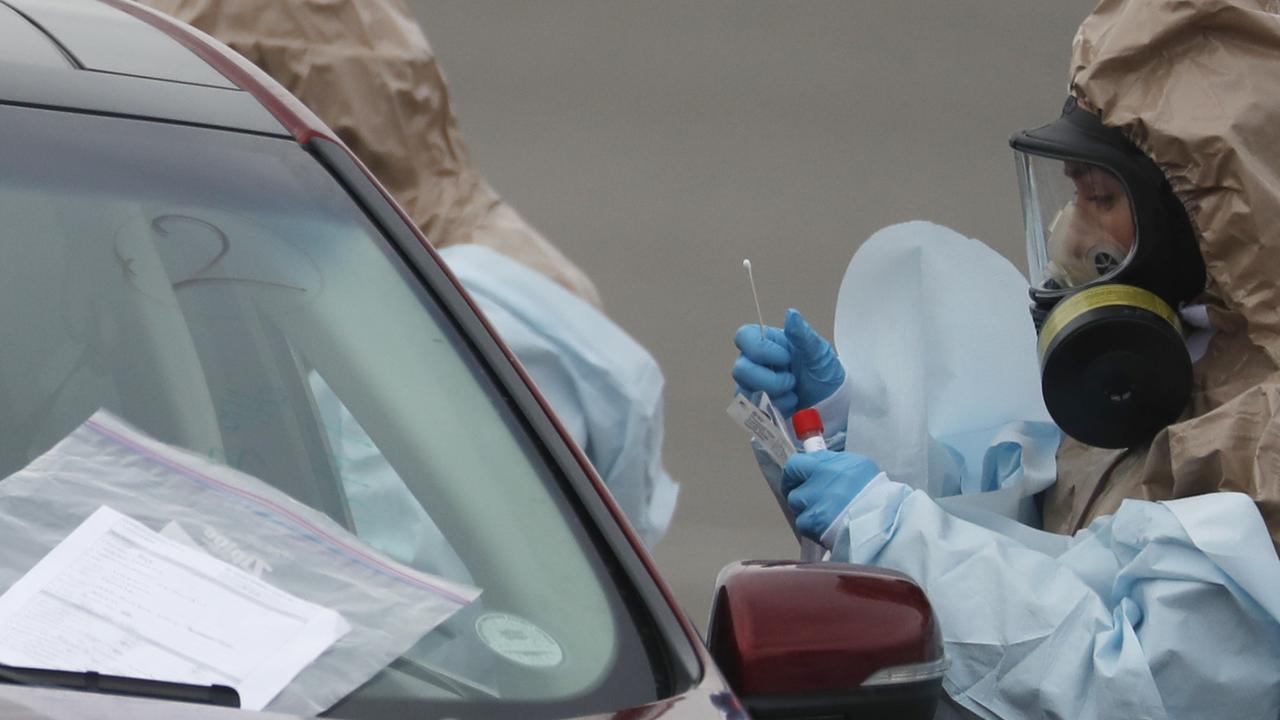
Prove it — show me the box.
[0,0,287,137]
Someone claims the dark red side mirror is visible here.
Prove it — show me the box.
[707,560,946,720]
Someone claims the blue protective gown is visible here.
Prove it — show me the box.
[312,244,677,554]
[822,472,1280,720]
[440,245,678,548]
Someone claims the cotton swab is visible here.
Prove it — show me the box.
[742,258,766,339]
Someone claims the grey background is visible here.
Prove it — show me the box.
[407,1,1096,629]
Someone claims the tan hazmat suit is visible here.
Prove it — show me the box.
[1044,0,1280,554]
[138,0,602,308]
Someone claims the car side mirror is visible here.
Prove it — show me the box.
[706,560,946,720]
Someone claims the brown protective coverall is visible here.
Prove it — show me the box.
[137,0,602,308]
[1044,0,1280,554]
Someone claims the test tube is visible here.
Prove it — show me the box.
[792,408,829,562]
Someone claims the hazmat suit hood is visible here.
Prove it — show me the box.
[139,0,602,308]
[1044,0,1280,551]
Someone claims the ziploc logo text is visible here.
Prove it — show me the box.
[202,525,274,576]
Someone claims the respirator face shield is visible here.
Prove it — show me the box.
[1016,152,1138,293]
[1010,98,1204,450]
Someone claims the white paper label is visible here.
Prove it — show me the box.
[726,393,795,466]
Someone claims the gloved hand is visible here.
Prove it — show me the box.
[732,308,845,417]
[782,450,881,542]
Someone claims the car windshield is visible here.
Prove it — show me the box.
[0,103,680,718]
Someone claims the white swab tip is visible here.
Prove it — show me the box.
[742,258,752,271]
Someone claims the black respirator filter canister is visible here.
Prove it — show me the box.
[1037,284,1191,449]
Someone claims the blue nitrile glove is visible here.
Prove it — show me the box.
[732,308,845,417]
[782,450,881,542]
[732,324,797,412]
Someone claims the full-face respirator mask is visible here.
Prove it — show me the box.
[1010,97,1206,449]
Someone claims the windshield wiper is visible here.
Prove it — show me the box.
[386,656,500,701]
[0,662,239,707]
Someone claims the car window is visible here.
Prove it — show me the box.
[0,103,678,717]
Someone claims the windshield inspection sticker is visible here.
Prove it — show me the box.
[475,613,564,668]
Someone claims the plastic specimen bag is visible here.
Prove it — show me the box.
[0,410,479,715]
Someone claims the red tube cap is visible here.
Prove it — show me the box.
[792,408,824,438]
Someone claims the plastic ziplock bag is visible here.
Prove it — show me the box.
[0,410,479,715]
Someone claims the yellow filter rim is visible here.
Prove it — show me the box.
[1038,284,1181,361]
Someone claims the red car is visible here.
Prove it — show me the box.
[0,1,944,717]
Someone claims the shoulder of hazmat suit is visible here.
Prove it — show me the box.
[136,0,602,308]
[1042,0,1280,553]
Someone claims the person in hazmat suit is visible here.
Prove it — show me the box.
[732,1,1280,718]
[137,0,678,550]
